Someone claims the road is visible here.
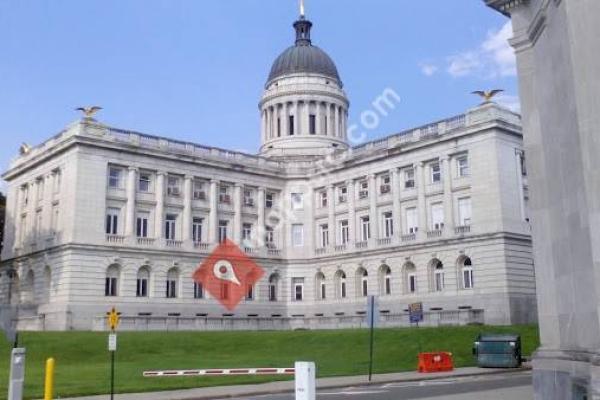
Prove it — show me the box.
[232,371,533,400]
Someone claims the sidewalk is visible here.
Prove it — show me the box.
[61,367,530,400]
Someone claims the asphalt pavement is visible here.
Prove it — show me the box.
[232,371,533,400]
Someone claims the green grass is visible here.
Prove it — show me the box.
[0,325,539,399]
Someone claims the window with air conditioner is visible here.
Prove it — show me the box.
[167,176,181,197]
[430,203,444,231]
[219,185,231,204]
[405,207,418,234]
[139,173,151,193]
[108,167,122,189]
[458,197,472,227]
[404,168,415,189]
[358,181,369,199]
[193,180,206,200]
[431,162,442,183]
[380,175,391,194]
[319,191,328,208]
[243,189,255,207]
[338,186,348,203]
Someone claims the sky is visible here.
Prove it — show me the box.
[0,0,517,190]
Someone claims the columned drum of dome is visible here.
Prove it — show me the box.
[259,13,350,159]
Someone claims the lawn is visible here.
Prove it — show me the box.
[0,325,539,399]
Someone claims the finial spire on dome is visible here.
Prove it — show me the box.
[299,0,305,18]
[294,0,312,46]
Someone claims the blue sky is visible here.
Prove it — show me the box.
[0,0,516,188]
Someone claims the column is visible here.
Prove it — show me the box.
[316,102,324,135]
[42,174,53,234]
[283,103,289,138]
[347,180,356,245]
[182,175,193,242]
[391,168,402,241]
[233,184,242,244]
[416,163,427,239]
[155,172,166,240]
[327,185,335,248]
[261,110,267,143]
[327,103,333,137]
[208,179,219,244]
[442,156,454,233]
[13,186,23,250]
[515,150,526,221]
[306,187,315,252]
[303,101,310,135]
[28,180,38,242]
[125,167,137,237]
[294,101,300,136]
[368,174,379,242]
[257,188,266,247]
[342,109,348,140]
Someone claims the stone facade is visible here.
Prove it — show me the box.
[0,12,536,332]
[486,0,600,399]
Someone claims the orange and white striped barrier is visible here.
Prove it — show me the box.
[143,367,296,377]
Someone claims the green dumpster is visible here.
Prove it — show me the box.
[473,334,522,368]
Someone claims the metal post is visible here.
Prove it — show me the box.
[368,297,375,382]
[294,362,316,400]
[110,350,115,400]
[44,358,55,400]
[8,348,26,400]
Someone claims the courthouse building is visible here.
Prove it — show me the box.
[0,11,536,331]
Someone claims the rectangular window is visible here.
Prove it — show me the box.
[319,191,328,208]
[463,269,474,289]
[167,176,181,197]
[242,223,253,241]
[218,220,229,243]
[246,284,254,301]
[192,217,204,242]
[136,212,150,238]
[358,180,369,199]
[193,180,206,200]
[457,156,470,177]
[338,186,348,203]
[320,281,326,300]
[431,203,444,231]
[139,173,151,193]
[166,280,177,298]
[380,175,391,194]
[288,115,295,136]
[404,168,415,189]
[21,185,29,207]
[265,226,275,245]
[106,208,119,235]
[319,224,329,248]
[219,185,231,204]
[165,214,177,240]
[108,167,122,189]
[105,277,118,297]
[291,193,304,210]
[194,282,204,299]
[431,162,441,183]
[406,207,418,234]
[51,206,60,233]
[277,118,281,137]
[340,220,349,244]
[292,224,304,247]
[53,170,62,194]
[408,274,417,293]
[292,278,304,301]
[458,197,472,226]
[265,192,275,208]
[269,283,277,302]
[360,216,371,241]
[243,189,255,207]
[383,212,394,238]
[309,114,317,135]
[37,179,44,202]
[136,278,148,297]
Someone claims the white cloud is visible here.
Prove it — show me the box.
[419,63,439,77]
[446,21,516,79]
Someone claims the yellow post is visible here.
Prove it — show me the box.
[44,357,55,400]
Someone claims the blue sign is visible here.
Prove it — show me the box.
[366,296,379,329]
[409,302,424,324]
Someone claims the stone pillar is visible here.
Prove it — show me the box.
[327,185,335,248]
[28,180,38,242]
[233,184,242,244]
[303,101,310,136]
[368,174,379,242]
[182,175,193,242]
[515,150,526,221]
[13,186,23,250]
[257,188,266,248]
[306,187,315,253]
[341,108,347,139]
[442,156,454,233]
[155,172,165,240]
[416,163,427,239]
[125,167,137,237]
[391,168,402,241]
[42,173,54,236]
[261,110,267,143]
[208,179,219,244]
[283,103,289,138]
[327,103,333,136]
[294,101,300,136]
[347,180,356,245]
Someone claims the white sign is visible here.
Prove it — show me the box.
[108,334,117,352]
[294,361,316,400]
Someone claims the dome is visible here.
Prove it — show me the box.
[266,16,341,85]
[268,45,341,84]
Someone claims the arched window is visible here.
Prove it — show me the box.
[105,265,120,297]
[357,268,368,297]
[22,270,35,304]
[403,262,417,294]
[166,268,179,298]
[334,270,347,299]
[379,265,392,296]
[136,267,150,297]
[268,273,280,302]
[431,260,445,292]
[461,257,474,289]
[315,272,326,300]
[43,266,52,303]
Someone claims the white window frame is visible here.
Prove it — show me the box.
[338,186,348,204]
[404,168,415,189]
[291,193,304,210]
[458,197,472,227]
[319,191,328,208]
[340,220,350,244]
[106,208,120,235]
[457,155,470,177]
[165,214,177,240]
[293,278,304,301]
[192,217,204,243]
[319,223,329,248]
[430,203,445,231]
[136,211,150,238]
[406,207,418,234]
[380,175,391,194]
[265,192,275,208]
[358,181,369,199]
[193,180,206,200]
[360,216,371,241]
[108,167,122,189]
[243,189,255,207]
[138,172,152,193]
[219,185,231,204]
[431,162,441,183]
[167,176,181,197]
[218,220,229,243]
[383,212,394,238]
[292,224,304,247]
[193,282,204,299]
[242,223,253,242]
